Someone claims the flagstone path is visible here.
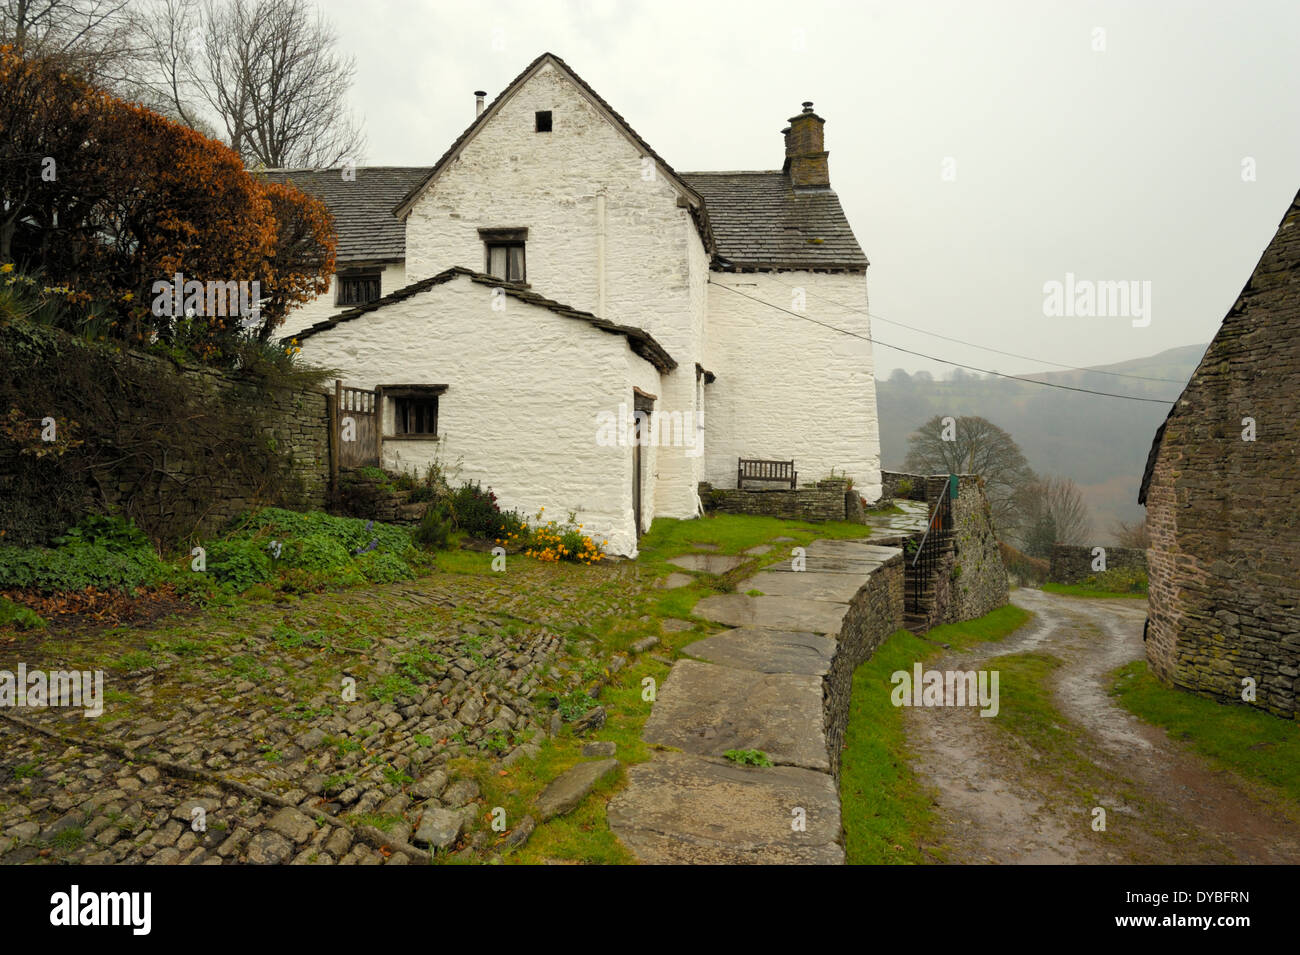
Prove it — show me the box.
[609,530,920,864]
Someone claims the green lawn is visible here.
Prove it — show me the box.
[840,604,1031,864]
[1111,660,1300,805]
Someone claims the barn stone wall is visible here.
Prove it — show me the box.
[1141,190,1300,719]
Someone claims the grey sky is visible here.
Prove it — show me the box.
[324,0,1300,380]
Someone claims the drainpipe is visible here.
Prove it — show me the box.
[595,193,607,317]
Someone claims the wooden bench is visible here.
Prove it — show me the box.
[737,458,797,490]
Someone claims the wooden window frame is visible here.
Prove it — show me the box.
[335,269,382,308]
[479,228,528,284]
[383,385,447,440]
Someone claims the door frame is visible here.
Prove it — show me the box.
[632,390,656,537]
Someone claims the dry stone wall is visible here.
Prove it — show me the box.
[945,475,1010,623]
[698,478,859,523]
[1049,545,1147,585]
[822,553,904,775]
[0,324,330,545]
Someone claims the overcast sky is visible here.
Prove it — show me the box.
[322,0,1300,381]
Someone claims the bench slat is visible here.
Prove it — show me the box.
[737,458,797,490]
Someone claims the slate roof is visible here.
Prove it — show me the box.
[263,57,869,275]
[260,166,431,263]
[1138,187,1300,504]
[680,172,869,272]
[290,266,676,373]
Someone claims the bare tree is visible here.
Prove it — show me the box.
[1,0,149,92]
[903,414,1036,533]
[143,0,365,168]
[1111,516,1150,549]
[1021,475,1092,551]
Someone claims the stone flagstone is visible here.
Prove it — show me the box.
[695,593,850,634]
[743,569,870,602]
[607,753,843,865]
[668,553,748,574]
[609,534,904,865]
[684,628,835,676]
[642,660,829,771]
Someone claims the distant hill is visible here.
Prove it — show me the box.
[875,344,1208,542]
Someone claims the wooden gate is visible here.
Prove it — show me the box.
[334,380,380,469]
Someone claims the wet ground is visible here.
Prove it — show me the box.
[906,588,1300,864]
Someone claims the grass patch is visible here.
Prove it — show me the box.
[840,604,1030,864]
[1111,660,1300,805]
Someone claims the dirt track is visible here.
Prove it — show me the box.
[905,589,1300,864]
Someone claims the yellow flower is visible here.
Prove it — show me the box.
[0,263,13,273]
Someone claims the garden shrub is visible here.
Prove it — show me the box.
[0,595,46,629]
[231,508,412,559]
[356,550,412,583]
[0,514,169,593]
[412,506,454,552]
[206,538,273,591]
[281,535,352,572]
[447,481,504,538]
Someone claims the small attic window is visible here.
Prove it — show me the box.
[535,110,552,132]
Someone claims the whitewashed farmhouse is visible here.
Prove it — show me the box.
[269,53,880,556]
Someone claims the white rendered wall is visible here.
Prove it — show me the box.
[296,275,659,556]
[403,60,706,520]
[281,261,407,338]
[702,271,883,503]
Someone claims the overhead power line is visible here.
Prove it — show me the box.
[764,275,1187,384]
[708,280,1177,405]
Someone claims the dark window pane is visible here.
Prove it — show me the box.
[339,273,381,306]
[393,395,438,436]
[485,242,526,283]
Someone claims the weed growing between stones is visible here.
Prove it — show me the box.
[723,749,773,767]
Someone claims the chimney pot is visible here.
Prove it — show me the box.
[801,101,814,113]
[474,90,487,117]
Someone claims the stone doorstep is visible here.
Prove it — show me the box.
[683,629,836,676]
[694,593,852,634]
[642,660,830,772]
[606,753,843,866]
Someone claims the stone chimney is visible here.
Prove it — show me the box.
[474,90,487,117]
[783,101,830,188]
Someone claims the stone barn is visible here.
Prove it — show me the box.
[1138,187,1300,719]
